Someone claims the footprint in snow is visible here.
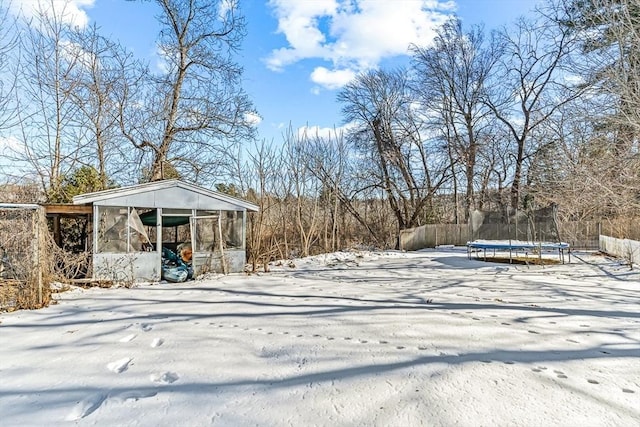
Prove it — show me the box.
[150,338,164,348]
[622,388,635,393]
[587,379,599,384]
[553,370,568,379]
[66,393,108,420]
[111,390,158,402]
[528,330,539,334]
[150,371,179,384]
[140,323,153,332]
[119,334,137,343]
[107,357,132,373]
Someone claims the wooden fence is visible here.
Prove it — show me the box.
[599,235,640,266]
[399,220,609,251]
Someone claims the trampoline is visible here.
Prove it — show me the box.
[467,240,570,264]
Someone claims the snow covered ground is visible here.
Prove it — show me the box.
[1,248,639,426]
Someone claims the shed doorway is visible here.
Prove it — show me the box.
[140,209,228,280]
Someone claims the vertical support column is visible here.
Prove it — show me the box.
[52,214,61,247]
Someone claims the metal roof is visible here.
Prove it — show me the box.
[72,179,259,212]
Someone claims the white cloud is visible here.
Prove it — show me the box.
[245,111,262,126]
[0,135,24,153]
[266,0,455,90]
[563,73,585,86]
[11,0,95,28]
[310,67,355,90]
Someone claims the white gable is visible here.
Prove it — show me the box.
[72,180,258,211]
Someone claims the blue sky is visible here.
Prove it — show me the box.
[12,0,541,143]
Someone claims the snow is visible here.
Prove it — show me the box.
[1,248,639,426]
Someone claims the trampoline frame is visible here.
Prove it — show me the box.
[467,240,570,264]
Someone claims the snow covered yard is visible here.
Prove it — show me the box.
[1,248,639,426]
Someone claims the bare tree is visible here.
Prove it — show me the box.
[301,127,385,248]
[411,18,502,222]
[67,24,144,188]
[338,68,450,235]
[240,139,283,271]
[0,0,18,132]
[281,127,322,257]
[484,15,581,210]
[558,0,640,149]
[120,0,256,183]
[13,1,83,199]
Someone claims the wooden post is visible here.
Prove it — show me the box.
[217,214,227,274]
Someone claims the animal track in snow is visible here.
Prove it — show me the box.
[622,388,635,393]
[119,334,137,343]
[111,390,158,402]
[150,338,164,348]
[66,393,108,420]
[587,379,599,384]
[150,371,179,384]
[140,323,152,331]
[107,357,132,373]
[553,370,567,379]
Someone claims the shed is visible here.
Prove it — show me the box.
[73,180,258,282]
